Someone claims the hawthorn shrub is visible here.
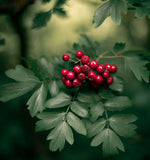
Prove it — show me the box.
[0,0,150,159]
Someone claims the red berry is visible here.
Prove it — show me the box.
[106,76,113,85]
[88,71,96,81]
[62,54,70,61]
[66,71,75,80]
[111,64,117,73]
[77,72,86,81]
[103,70,110,78]
[81,55,90,64]
[62,77,66,83]
[73,79,82,87]
[61,69,68,76]
[65,80,72,88]
[97,64,105,73]
[89,60,98,70]
[105,64,112,72]
[91,82,100,89]
[73,65,81,74]
[118,52,122,56]
[76,50,84,58]
[95,75,103,84]
[82,64,91,73]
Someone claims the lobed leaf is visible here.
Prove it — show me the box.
[67,112,87,135]
[0,82,38,102]
[104,96,132,111]
[45,92,72,108]
[109,114,138,137]
[27,83,48,117]
[113,42,126,53]
[91,128,125,156]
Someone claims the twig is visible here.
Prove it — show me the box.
[96,51,110,61]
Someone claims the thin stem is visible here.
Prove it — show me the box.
[75,60,80,64]
[104,108,109,128]
[96,51,110,61]
[100,56,125,59]
[69,59,76,63]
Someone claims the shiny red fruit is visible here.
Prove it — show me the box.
[77,72,86,81]
[103,70,110,78]
[105,64,112,72]
[65,80,72,88]
[82,64,91,73]
[106,76,113,85]
[76,50,84,58]
[73,79,82,87]
[62,77,66,83]
[97,64,105,73]
[88,71,96,81]
[95,75,103,84]
[73,65,81,74]
[89,60,98,70]
[66,71,75,80]
[81,55,90,64]
[61,69,68,76]
[91,82,100,89]
[111,64,117,73]
[62,54,70,61]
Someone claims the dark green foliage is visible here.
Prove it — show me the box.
[0,38,5,45]
[1,35,149,157]
[113,42,126,53]
[42,0,51,3]
[32,11,52,29]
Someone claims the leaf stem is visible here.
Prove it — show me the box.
[69,59,76,63]
[104,108,109,128]
[96,51,110,61]
[101,56,125,59]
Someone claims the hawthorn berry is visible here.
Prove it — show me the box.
[62,77,66,83]
[95,75,103,84]
[111,64,117,73]
[106,76,113,85]
[62,54,70,61]
[66,71,75,80]
[102,70,110,78]
[77,72,86,81]
[88,71,96,81]
[65,80,72,88]
[73,79,82,87]
[105,64,112,72]
[81,55,90,64]
[73,65,81,74]
[89,60,98,70]
[82,64,90,73]
[61,69,68,76]
[76,50,84,58]
[97,64,105,73]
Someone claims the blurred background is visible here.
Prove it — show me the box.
[0,0,150,160]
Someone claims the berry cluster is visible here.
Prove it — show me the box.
[61,51,117,88]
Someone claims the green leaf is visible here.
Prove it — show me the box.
[48,121,74,151]
[109,114,138,137]
[90,102,104,122]
[86,118,106,138]
[135,7,150,18]
[91,128,125,156]
[67,112,87,135]
[24,57,54,80]
[54,8,67,17]
[32,11,52,29]
[36,112,65,132]
[5,65,40,82]
[113,42,126,53]
[104,96,132,111]
[45,92,72,108]
[49,80,59,97]
[94,1,111,28]
[55,0,67,7]
[42,0,51,3]
[27,83,48,117]
[70,101,89,118]
[77,91,99,103]
[124,56,149,83]
[108,76,123,92]
[110,0,127,25]
[0,82,38,102]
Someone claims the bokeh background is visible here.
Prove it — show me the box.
[0,0,150,160]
